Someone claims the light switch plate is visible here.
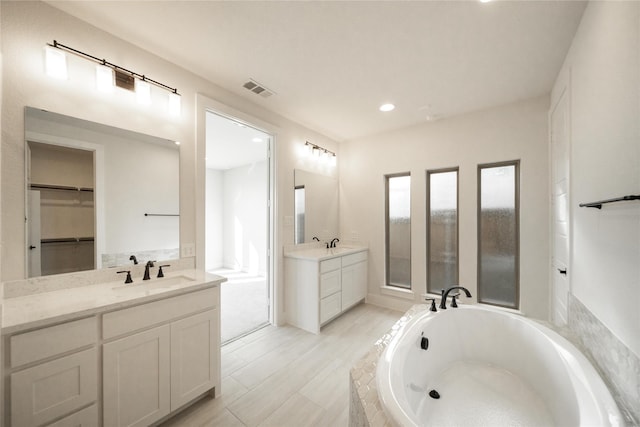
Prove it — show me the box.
[181,243,195,257]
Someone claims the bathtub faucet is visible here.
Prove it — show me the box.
[439,286,472,309]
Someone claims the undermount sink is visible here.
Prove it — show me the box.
[328,246,355,254]
[112,275,196,291]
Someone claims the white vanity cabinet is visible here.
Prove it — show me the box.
[2,281,221,427]
[102,287,220,427]
[285,248,368,334]
[6,317,98,427]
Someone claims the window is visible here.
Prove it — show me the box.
[478,161,520,309]
[427,168,458,294]
[385,173,411,289]
[294,186,305,244]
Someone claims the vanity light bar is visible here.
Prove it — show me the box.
[305,141,336,158]
[47,40,180,95]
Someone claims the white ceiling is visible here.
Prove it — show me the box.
[47,0,586,142]
[206,111,269,170]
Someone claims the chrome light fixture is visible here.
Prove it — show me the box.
[304,141,337,167]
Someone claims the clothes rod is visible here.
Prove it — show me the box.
[144,213,180,217]
[579,194,640,209]
[30,183,94,192]
[41,237,95,244]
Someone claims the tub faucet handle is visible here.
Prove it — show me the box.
[424,298,438,312]
[451,295,458,308]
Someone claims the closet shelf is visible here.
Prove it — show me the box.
[579,194,640,209]
[41,237,95,244]
[30,183,94,193]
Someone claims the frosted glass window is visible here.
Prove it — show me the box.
[478,161,519,309]
[294,186,305,244]
[386,174,411,289]
[427,169,458,294]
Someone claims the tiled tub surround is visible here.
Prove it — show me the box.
[350,304,631,427]
[350,305,424,427]
[568,294,640,425]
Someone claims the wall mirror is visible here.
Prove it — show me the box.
[293,169,338,244]
[25,107,180,277]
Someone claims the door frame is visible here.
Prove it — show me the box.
[24,132,105,275]
[195,94,278,326]
[548,69,572,326]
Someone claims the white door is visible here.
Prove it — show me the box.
[28,190,42,277]
[550,86,570,326]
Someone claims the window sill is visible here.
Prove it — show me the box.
[380,285,414,300]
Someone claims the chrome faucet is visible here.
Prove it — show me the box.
[439,286,472,309]
[143,260,155,281]
[330,238,340,248]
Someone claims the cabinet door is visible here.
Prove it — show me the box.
[11,348,97,427]
[103,325,170,427]
[342,261,367,310]
[170,309,218,410]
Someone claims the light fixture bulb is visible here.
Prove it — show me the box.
[330,153,337,166]
[45,45,67,80]
[136,78,152,105]
[312,146,320,157]
[379,103,395,112]
[95,64,114,92]
[168,91,181,116]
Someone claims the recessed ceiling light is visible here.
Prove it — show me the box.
[379,103,395,112]
[479,0,492,3]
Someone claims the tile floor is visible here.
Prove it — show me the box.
[160,303,402,427]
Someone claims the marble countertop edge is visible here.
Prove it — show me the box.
[1,269,226,336]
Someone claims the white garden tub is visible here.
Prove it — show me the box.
[376,304,623,426]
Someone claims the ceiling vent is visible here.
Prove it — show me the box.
[242,79,275,98]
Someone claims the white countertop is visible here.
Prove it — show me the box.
[1,269,226,335]
[284,245,367,261]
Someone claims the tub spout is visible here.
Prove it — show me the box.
[439,286,472,309]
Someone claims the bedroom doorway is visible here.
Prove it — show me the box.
[204,111,272,344]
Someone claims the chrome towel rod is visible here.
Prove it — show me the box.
[144,213,179,217]
[579,194,640,209]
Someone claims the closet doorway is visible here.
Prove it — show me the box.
[205,111,272,344]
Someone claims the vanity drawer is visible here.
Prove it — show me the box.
[10,317,97,368]
[103,287,219,339]
[320,269,341,298]
[47,404,97,427]
[320,257,341,274]
[320,292,342,324]
[342,251,367,267]
[11,347,97,427]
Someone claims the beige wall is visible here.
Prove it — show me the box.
[340,96,550,319]
[553,1,640,357]
[0,1,339,323]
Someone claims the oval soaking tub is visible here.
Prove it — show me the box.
[376,305,623,427]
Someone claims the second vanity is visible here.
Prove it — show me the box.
[285,245,368,334]
[1,266,225,427]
